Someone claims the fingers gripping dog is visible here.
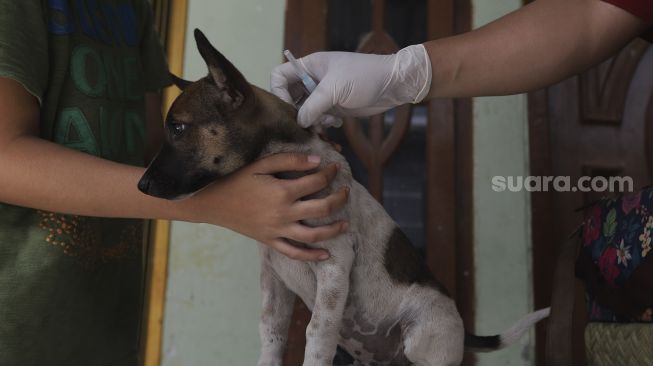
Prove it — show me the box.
[139,29,550,366]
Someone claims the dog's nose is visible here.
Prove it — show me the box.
[137,176,151,193]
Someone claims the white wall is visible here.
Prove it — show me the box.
[161,1,285,365]
[472,1,535,365]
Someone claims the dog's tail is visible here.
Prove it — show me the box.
[464,307,551,352]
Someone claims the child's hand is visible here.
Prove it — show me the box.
[185,153,349,261]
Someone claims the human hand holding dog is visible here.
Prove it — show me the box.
[0,76,344,263]
[184,153,349,261]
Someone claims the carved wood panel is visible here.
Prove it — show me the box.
[580,40,650,124]
[342,0,413,202]
[530,41,652,366]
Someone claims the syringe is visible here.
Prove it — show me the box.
[283,49,317,94]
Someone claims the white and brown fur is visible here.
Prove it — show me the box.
[139,29,550,366]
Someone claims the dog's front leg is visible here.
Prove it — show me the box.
[257,258,296,366]
[303,242,355,366]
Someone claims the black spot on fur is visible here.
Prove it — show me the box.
[213,156,221,164]
[210,129,218,135]
[464,333,501,351]
[383,227,449,294]
[333,346,355,366]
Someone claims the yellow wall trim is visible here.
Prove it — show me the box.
[143,220,171,366]
[143,1,188,365]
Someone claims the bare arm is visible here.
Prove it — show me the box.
[0,78,347,260]
[426,0,650,98]
[0,79,163,218]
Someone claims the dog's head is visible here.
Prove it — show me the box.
[138,29,308,199]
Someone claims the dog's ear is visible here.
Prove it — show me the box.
[194,28,253,111]
[170,73,192,90]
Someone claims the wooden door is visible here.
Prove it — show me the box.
[529,40,653,365]
[282,0,475,365]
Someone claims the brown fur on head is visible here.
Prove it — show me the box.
[138,29,310,199]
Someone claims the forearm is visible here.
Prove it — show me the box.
[0,131,348,261]
[0,77,347,261]
[0,135,191,221]
[425,0,649,98]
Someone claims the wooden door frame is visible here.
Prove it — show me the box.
[528,88,555,366]
[141,1,189,365]
[283,1,474,364]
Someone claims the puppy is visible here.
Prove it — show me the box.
[139,29,550,366]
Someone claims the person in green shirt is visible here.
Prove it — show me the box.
[0,1,347,365]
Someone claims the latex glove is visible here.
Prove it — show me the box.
[270,44,432,128]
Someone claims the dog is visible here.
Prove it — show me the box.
[138,29,550,366]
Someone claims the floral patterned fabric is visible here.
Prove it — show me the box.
[576,186,653,322]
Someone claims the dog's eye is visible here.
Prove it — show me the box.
[169,123,187,136]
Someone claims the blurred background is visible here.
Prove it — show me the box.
[144,1,653,366]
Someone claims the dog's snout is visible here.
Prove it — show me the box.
[137,167,186,199]
[137,176,151,193]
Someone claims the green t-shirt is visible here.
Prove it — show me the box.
[0,1,170,365]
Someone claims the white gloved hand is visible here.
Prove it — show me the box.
[270,44,432,128]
